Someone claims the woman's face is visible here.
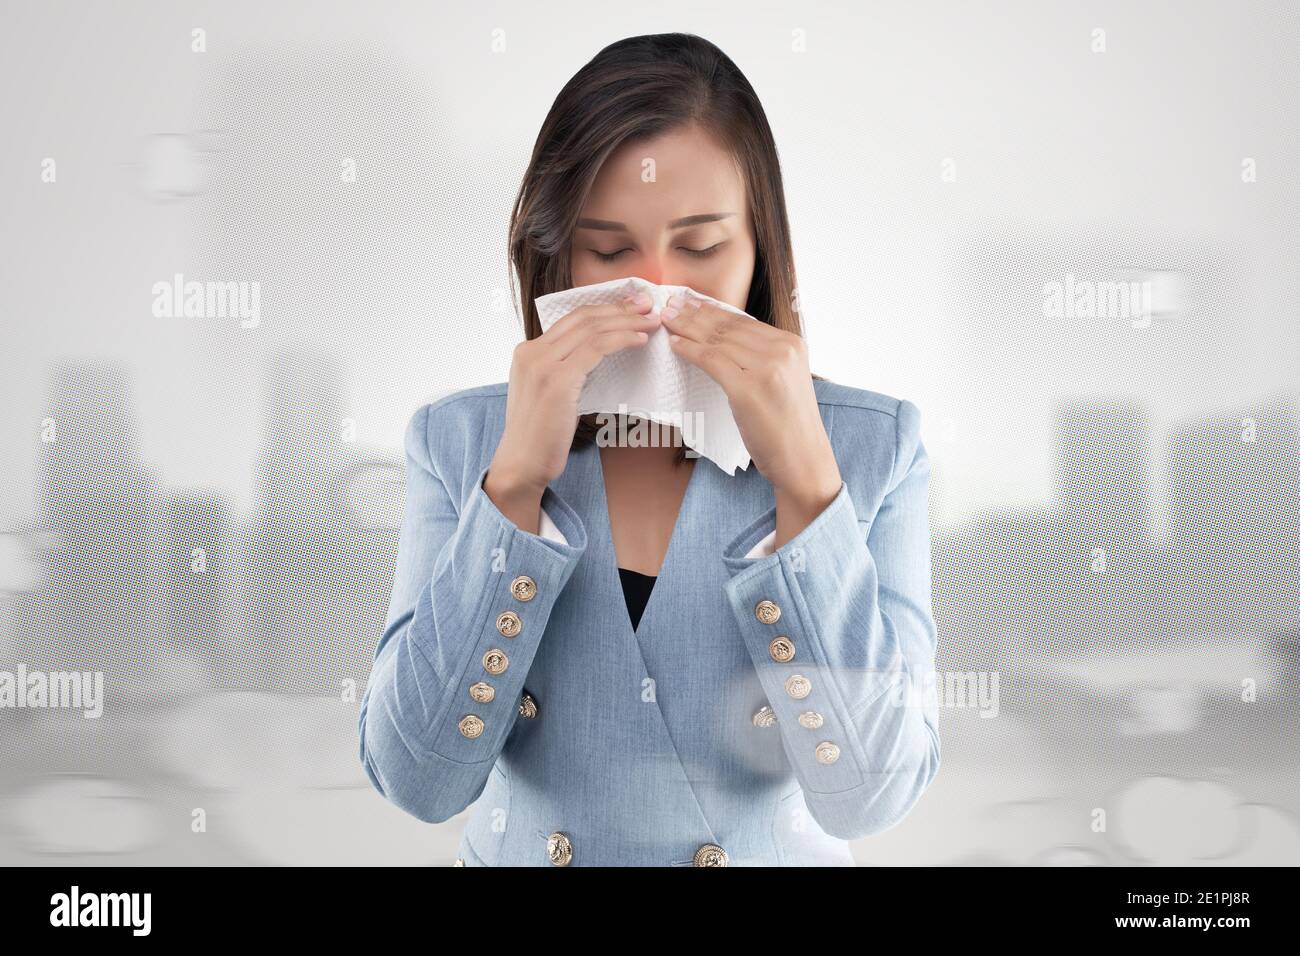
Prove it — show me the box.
[569,123,757,311]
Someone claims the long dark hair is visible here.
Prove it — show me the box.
[508,32,826,461]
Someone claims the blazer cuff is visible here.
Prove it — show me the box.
[538,505,569,546]
[718,482,894,794]
[744,529,777,559]
[417,463,588,762]
[719,481,852,574]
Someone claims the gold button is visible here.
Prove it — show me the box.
[754,599,781,625]
[510,575,537,602]
[798,710,824,729]
[693,843,729,867]
[453,858,465,867]
[752,704,777,728]
[519,691,538,719]
[496,610,522,638]
[768,635,795,663]
[784,673,812,699]
[469,681,495,703]
[458,714,485,739]
[483,648,509,675]
[815,741,841,764]
[546,831,573,866]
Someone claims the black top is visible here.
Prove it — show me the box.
[617,567,657,632]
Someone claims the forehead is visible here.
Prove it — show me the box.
[583,124,747,221]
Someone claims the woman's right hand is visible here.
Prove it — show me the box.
[484,291,659,522]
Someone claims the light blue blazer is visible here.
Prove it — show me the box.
[358,378,940,866]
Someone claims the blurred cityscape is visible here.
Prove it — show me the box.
[5,354,404,699]
[0,356,1295,864]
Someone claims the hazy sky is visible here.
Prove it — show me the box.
[2,0,1297,529]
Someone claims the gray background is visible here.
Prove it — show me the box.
[0,0,1295,865]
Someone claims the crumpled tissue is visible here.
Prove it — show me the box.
[534,276,754,475]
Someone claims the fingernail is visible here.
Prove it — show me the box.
[632,292,652,307]
[661,304,679,321]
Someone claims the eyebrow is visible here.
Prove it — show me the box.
[575,212,735,232]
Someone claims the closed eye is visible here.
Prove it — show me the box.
[681,242,724,259]
[591,242,724,263]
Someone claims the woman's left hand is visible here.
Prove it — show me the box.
[661,292,843,535]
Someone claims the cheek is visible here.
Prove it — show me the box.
[568,251,620,288]
[566,251,588,286]
[694,245,756,310]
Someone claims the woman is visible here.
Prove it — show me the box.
[359,33,939,866]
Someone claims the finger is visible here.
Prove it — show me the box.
[665,296,774,350]
[541,294,652,344]
[550,309,661,361]
[667,330,745,395]
[561,328,652,379]
[544,298,656,357]
[661,306,768,370]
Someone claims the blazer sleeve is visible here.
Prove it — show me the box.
[359,402,588,823]
[719,399,940,840]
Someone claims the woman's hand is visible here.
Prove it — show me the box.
[485,292,660,523]
[661,292,842,545]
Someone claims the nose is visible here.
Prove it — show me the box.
[635,262,664,286]
[633,258,689,288]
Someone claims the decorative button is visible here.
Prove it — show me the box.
[798,710,824,729]
[693,843,730,867]
[815,741,841,764]
[546,831,573,866]
[752,704,777,728]
[519,691,538,719]
[458,714,485,739]
[483,648,509,675]
[496,610,522,638]
[510,575,538,602]
[453,858,465,867]
[784,673,812,699]
[469,681,495,703]
[768,635,795,663]
[754,599,782,625]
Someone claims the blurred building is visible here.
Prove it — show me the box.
[159,490,231,683]
[242,349,401,695]
[33,363,159,701]
[1165,395,1300,631]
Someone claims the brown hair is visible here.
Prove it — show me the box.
[507,32,826,462]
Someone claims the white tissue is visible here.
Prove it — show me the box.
[535,276,754,475]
